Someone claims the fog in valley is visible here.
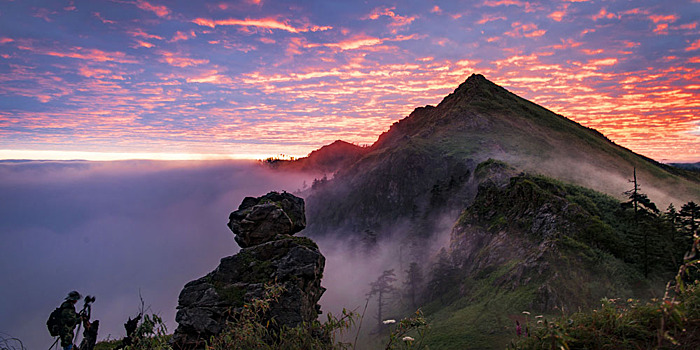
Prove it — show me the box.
[0,160,317,349]
[1,159,455,349]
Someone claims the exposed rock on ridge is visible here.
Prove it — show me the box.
[172,192,325,349]
[228,191,306,248]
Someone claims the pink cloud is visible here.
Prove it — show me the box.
[158,51,209,67]
[430,6,442,14]
[654,23,669,35]
[477,15,507,24]
[135,0,170,18]
[128,29,164,40]
[365,7,416,28]
[592,8,618,21]
[505,22,546,38]
[325,37,383,50]
[133,40,155,48]
[20,45,139,64]
[587,58,618,66]
[93,12,116,24]
[581,49,604,55]
[170,30,196,42]
[192,17,332,33]
[649,14,678,23]
[482,0,537,12]
[186,70,232,84]
[0,38,14,44]
[686,39,700,51]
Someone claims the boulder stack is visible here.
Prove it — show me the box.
[172,192,325,349]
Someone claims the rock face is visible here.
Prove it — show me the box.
[228,191,306,248]
[172,192,325,349]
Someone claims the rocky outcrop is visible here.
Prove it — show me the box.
[172,192,325,349]
[228,191,306,248]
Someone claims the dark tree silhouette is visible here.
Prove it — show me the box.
[680,201,699,238]
[403,262,424,309]
[622,168,660,277]
[367,269,398,328]
[426,248,457,303]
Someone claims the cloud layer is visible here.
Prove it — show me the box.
[0,0,698,162]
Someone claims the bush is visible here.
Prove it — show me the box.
[509,235,700,349]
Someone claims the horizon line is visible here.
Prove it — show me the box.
[0,149,698,165]
[0,149,303,162]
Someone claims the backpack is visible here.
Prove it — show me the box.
[47,306,63,337]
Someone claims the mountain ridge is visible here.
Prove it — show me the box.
[301,74,699,239]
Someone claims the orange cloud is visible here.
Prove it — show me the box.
[133,40,155,48]
[128,29,164,40]
[686,39,700,51]
[649,14,678,23]
[505,22,546,38]
[482,0,537,12]
[587,58,618,66]
[170,30,196,42]
[477,15,507,24]
[581,48,604,55]
[192,17,332,33]
[93,12,116,24]
[549,10,566,21]
[323,37,383,50]
[365,7,416,28]
[654,23,669,35]
[23,46,139,64]
[592,8,617,21]
[430,6,442,14]
[158,51,209,67]
[135,0,170,18]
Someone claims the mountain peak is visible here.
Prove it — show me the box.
[439,73,505,107]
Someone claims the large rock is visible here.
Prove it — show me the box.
[172,192,324,349]
[228,191,306,248]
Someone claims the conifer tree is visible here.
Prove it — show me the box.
[403,262,424,309]
[368,269,397,327]
[426,248,457,303]
[663,203,682,267]
[679,201,699,238]
[622,168,660,277]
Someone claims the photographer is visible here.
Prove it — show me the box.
[49,291,96,350]
[57,291,83,350]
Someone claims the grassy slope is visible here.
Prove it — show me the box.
[415,173,660,349]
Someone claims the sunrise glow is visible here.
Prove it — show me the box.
[0,0,698,162]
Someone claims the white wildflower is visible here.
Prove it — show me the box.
[402,336,414,342]
[522,311,531,315]
[383,319,396,324]
[535,315,544,319]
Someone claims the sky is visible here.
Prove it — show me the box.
[0,0,699,162]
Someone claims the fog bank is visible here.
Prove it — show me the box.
[0,160,311,349]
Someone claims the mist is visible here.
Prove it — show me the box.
[0,160,313,349]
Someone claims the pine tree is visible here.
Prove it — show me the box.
[426,248,457,303]
[367,269,397,327]
[663,203,682,268]
[403,262,424,309]
[679,201,699,238]
[621,168,660,277]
